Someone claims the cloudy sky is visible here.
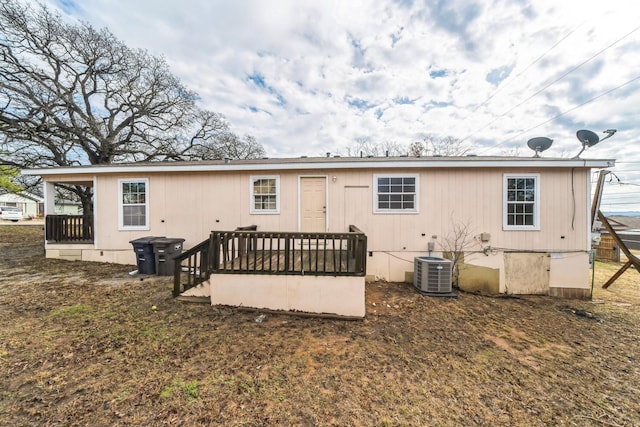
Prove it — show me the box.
[46,0,640,213]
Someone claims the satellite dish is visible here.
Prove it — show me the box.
[576,129,600,147]
[527,137,553,157]
[574,129,616,158]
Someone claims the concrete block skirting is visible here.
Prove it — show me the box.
[56,249,83,261]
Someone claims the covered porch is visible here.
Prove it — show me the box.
[41,178,95,247]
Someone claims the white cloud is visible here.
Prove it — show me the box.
[43,0,640,209]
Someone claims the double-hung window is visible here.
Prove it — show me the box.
[119,178,149,230]
[374,174,418,213]
[503,174,539,230]
[250,176,280,214]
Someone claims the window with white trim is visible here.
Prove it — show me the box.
[374,174,418,213]
[503,174,539,230]
[250,176,280,214]
[119,179,149,230]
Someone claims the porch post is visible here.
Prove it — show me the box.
[44,181,56,215]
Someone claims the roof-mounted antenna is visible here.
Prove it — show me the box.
[573,129,616,158]
[527,137,553,158]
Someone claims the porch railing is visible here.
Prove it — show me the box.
[173,225,367,297]
[45,215,94,243]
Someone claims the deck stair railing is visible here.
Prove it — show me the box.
[172,238,212,297]
[173,225,367,297]
[172,225,257,297]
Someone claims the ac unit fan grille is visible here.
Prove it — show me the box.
[414,256,453,295]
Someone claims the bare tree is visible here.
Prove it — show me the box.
[215,134,266,160]
[345,137,405,157]
[418,136,471,157]
[345,137,379,157]
[380,140,404,157]
[408,141,424,157]
[0,0,264,211]
[440,216,477,287]
[501,146,522,156]
[157,110,264,161]
[345,136,470,158]
[187,133,266,161]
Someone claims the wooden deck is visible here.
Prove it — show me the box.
[174,227,367,297]
[220,249,355,274]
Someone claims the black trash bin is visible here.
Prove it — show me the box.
[130,236,164,274]
[152,238,185,276]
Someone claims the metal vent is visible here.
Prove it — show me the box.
[414,256,453,295]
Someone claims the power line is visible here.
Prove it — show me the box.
[481,74,640,152]
[603,189,640,194]
[469,23,583,115]
[468,24,640,150]
[595,188,638,192]
[603,197,640,201]
[601,202,640,206]
[602,196,640,201]
[604,189,640,194]
[609,188,640,195]
[496,25,640,119]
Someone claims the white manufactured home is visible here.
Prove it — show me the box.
[0,191,43,218]
[24,156,614,316]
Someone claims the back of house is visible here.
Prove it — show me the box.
[24,155,614,299]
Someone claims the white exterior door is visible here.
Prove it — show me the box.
[300,177,327,232]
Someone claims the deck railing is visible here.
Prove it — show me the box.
[45,215,94,243]
[173,225,367,297]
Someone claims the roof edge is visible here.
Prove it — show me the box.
[22,157,616,176]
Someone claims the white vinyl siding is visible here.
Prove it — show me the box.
[118,178,149,230]
[374,174,419,213]
[503,174,540,230]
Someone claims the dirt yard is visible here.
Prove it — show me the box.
[1,225,639,426]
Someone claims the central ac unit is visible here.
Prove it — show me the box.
[413,256,455,296]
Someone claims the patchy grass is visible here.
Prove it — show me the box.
[1,225,640,426]
[160,378,200,402]
[50,303,94,319]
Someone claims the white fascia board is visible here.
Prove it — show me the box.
[22,158,616,176]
